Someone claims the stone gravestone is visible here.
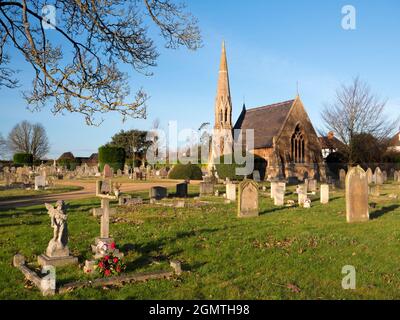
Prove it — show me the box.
[38,201,78,267]
[346,166,369,223]
[270,181,277,199]
[35,175,46,190]
[366,168,373,185]
[274,182,285,206]
[320,184,329,204]
[339,169,346,189]
[383,171,388,183]
[226,183,236,201]
[200,182,214,197]
[253,170,261,182]
[176,183,188,198]
[303,178,309,193]
[149,186,168,200]
[238,180,259,218]
[103,164,113,178]
[116,169,122,177]
[297,185,307,207]
[369,185,380,197]
[375,167,383,185]
[308,179,317,193]
[394,171,398,182]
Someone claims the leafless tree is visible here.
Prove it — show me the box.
[0,132,8,158]
[321,77,399,164]
[0,1,202,125]
[7,120,50,159]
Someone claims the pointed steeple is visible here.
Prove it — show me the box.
[215,41,232,130]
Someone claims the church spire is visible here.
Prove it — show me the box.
[215,41,232,130]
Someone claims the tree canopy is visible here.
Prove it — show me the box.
[0,1,202,125]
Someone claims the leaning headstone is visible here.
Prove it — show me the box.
[375,167,383,185]
[339,169,346,189]
[149,186,168,200]
[274,182,285,206]
[238,180,259,218]
[366,168,373,184]
[176,183,188,198]
[200,182,214,196]
[226,183,236,201]
[38,201,78,267]
[346,166,369,223]
[320,184,329,204]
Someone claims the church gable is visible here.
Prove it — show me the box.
[275,97,322,164]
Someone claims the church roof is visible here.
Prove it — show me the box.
[233,99,295,148]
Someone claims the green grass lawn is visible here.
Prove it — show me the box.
[1,183,400,300]
[0,185,83,200]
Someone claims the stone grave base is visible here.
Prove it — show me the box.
[38,254,78,267]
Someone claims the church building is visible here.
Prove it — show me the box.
[211,42,325,182]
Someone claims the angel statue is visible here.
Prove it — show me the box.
[44,200,70,257]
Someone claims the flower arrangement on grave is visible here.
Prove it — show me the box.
[95,243,126,277]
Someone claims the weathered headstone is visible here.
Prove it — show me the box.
[366,168,373,184]
[297,185,307,207]
[200,182,214,196]
[38,201,78,267]
[320,184,329,204]
[308,179,317,193]
[226,183,236,201]
[374,167,383,185]
[369,185,380,197]
[149,186,168,200]
[103,164,113,178]
[238,180,259,218]
[339,169,346,189]
[346,166,369,223]
[274,182,285,206]
[270,181,277,199]
[383,170,388,183]
[176,183,188,198]
[34,175,46,190]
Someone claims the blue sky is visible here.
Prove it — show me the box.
[1,0,399,159]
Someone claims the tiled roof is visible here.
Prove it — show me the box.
[233,100,294,148]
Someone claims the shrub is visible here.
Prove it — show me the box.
[98,146,126,172]
[214,154,267,181]
[168,163,203,180]
[13,153,33,166]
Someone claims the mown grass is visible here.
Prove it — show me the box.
[0,185,83,200]
[1,182,400,300]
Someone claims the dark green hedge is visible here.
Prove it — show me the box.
[98,146,126,172]
[13,153,33,166]
[168,163,203,180]
[214,154,267,181]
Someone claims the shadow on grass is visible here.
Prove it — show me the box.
[370,204,400,220]
[259,206,290,216]
[122,228,220,272]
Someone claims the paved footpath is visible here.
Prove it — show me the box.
[0,180,191,210]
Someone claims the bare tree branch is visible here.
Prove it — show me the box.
[0,0,202,125]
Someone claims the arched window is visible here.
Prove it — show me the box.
[219,110,223,124]
[225,108,228,123]
[291,125,305,163]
